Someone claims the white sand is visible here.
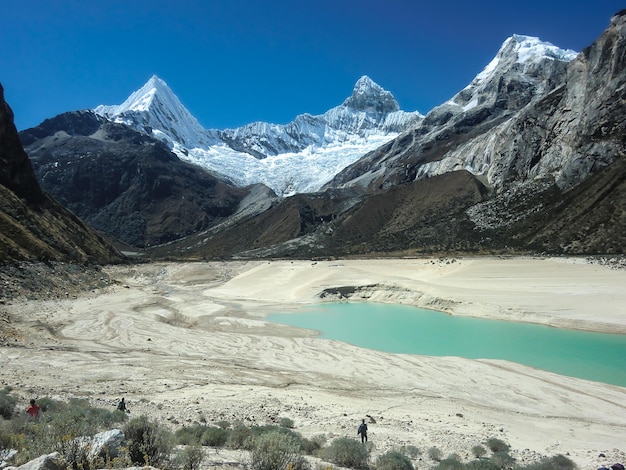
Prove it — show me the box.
[2,257,625,468]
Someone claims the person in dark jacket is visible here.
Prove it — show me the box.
[357,419,368,443]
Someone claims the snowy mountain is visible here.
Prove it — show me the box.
[439,34,577,117]
[94,75,219,149]
[19,13,626,258]
[327,34,579,192]
[94,75,423,196]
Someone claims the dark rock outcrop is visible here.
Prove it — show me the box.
[22,113,250,248]
[0,83,122,264]
[0,85,45,205]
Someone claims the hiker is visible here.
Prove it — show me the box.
[599,464,625,470]
[26,399,41,420]
[357,418,368,443]
[117,398,127,412]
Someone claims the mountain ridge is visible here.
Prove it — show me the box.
[94,74,423,195]
[15,14,626,258]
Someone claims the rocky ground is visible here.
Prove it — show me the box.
[1,258,626,470]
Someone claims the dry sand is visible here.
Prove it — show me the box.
[1,257,625,469]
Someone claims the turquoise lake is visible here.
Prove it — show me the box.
[266,303,626,387]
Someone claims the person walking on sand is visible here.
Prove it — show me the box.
[26,399,41,420]
[117,398,127,413]
[357,418,368,443]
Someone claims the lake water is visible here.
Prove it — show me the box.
[267,302,626,387]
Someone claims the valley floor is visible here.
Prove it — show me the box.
[2,257,626,469]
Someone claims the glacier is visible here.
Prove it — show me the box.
[94,75,423,196]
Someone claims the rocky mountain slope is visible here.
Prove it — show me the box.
[14,12,626,260]
[328,15,625,197]
[0,83,122,265]
[152,13,626,258]
[325,34,578,192]
[21,111,254,248]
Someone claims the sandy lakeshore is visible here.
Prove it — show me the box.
[1,257,625,469]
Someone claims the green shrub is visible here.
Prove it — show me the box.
[175,425,208,446]
[0,397,129,466]
[0,389,17,419]
[471,445,487,459]
[375,450,414,470]
[465,459,499,470]
[216,420,231,429]
[249,430,309,470]
[173,445,204,470]
[201,426,229,447]
[428,446,443,462]
[123,415,173,466]
[399,445,421,459]
[544,454,576,470]
[36,397,63,413]
[280,417,295,428]
[301,434,327,455]
[433,457,464,470]
[227,423,254,449]
[485,438,510,454]
[489,451,514,468]
[322,437,370,470]
[521,454,576,470]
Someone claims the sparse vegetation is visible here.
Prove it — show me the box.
[172,445,204,470]
[471,445,487,459]
[428,446,444,462]
[301,434,327,455]
[322,437,370,470]
[399,445,421,459]
[201,426,229,447]
[375,450,414,470]
[227,422,255,449]
[485,437,510,454]
[0,394,128,467]
[279,416,295,428]
[433,456,465,470]
[0,388,16,420]
[123,415,173,467]
[523,454,577,470]
[249,430,309,470]
[490,450,514,468]
[0,395,583,470]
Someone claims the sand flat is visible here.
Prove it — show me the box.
[1,257,625,468]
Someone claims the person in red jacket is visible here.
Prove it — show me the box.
[26,399,41,420]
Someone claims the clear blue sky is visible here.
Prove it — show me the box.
[1,0,623,131]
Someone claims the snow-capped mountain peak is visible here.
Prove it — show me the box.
[93,75,422,196]
[94,75,216,149]
[472,34,578,86]
[430,34,578,116]
[342,75,400,113]
[95,75,173,116]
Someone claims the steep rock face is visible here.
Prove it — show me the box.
[22,111,250,248]
[0,85,45,205]
[343,75,400,113]
[329,15,626,197]
[0,84,122,263]
[482,11,626,191]
[325,35,579,192]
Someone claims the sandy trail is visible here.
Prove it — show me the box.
[1,257,625,469]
